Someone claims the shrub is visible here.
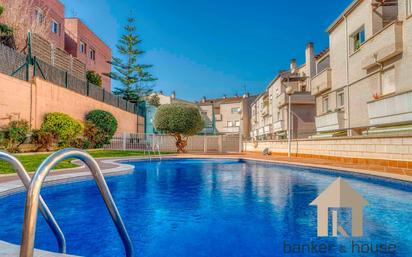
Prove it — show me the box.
[41,113,83,147]
[86,71,102,86]
[153,103,204,153]
[2,120,29,152]
[30,129,56,152]
[70,137,89,149]
[85,110,118,148]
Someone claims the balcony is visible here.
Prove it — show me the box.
[278,92,315,108]
[272,120,285,132]
[361,21,403,70]
[263,124,272,134]
[368,91,412,126]
[223,126,240,133]
[261,105,269,116]
[315,111,345,132]
[311,68,331,96]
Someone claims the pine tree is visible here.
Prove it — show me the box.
[105,17,156,103]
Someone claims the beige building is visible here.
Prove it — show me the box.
[312,0,412,136]
[198,95,256,136]
[250,43,317,140]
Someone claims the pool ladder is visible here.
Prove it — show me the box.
[1,149,134,257]
[0,151,66,253]
[143,140,162,161]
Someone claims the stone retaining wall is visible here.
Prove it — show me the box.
[244,136,412,162]
[0,73,142,133]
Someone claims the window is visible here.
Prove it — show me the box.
[231,107,240,114]
[235,120,240,127]
[337,91,345,108]
[35,8,44,23]
[301,85,307,92]
[381,67,396,95]
[89,49,96,61]
[227,121,233,127]
[322,96,329,113]
[351,27,365,52]
[408,0,412,16]
[51,20,59,34]
[80,41,86,54]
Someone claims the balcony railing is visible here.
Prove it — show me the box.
[272,120,285,132]
[361,21,403,70]
[315,110,345,132]
[278,92,315,107]
[261,105,269,116]
[368,90,412,126]
[264,124,272,134]
[223,126,240,133]
[311,68,331,96]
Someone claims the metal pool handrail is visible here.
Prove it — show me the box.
[19,148,134,257]
[0,151,66,253]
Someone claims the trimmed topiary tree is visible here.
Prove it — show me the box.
[41,113,83,147]
[85,110,118,148]
[153,103,204,153]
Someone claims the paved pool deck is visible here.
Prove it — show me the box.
[0,152,411,256]
[0,241,79,257]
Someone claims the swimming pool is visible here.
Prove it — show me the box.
[0,158,411,256]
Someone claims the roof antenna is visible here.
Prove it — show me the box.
[70,9,77,17]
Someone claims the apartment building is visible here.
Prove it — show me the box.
[250,43,317,140]
[312,0,412,136]
[64,18,112,91]
[32,0,65,49]
[198,94,255,136]
[2,0,112,90]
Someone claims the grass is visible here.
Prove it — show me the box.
[0,150,168,174]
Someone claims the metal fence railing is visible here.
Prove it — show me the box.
[0,43,28,81]
[104,133,242,153]
[0,41,139,115]
[33,57,138,114]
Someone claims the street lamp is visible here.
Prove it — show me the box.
[285,82,294,159]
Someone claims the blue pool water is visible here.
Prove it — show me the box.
[0,158,412,257]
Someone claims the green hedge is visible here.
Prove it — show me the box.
[1,120,29,152]
[41,113,83,147]
[85,110,118,148]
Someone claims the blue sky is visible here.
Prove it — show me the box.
[61,0,352,101]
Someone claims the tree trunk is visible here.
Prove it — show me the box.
[174,133,187,153]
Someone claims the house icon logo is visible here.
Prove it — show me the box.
[310,178,368,237]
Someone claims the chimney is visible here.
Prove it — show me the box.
[171,91,176,100]
[305,42,316,78]
[223,94,227,99]
[243,92,250,99]
[290,59,297,73]
[201,96,206,103]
